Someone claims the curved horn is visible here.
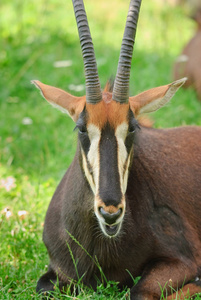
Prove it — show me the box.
[112,0,142,103]
[72,0,102,104]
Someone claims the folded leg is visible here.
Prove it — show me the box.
[36,266,64,294]
[130,260,198,300]
[166,280,201,300]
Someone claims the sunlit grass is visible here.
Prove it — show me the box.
[1,0,201,298]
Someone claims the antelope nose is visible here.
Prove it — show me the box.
[99,207,122,225]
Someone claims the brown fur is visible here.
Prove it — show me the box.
[166,282,201,300]
[36,124,201,299]
[86,96,130,129]
[34,77,201,299]
[137,115,154,128]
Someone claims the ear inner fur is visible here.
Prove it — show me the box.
[32,80,86,121]
[129,78,187,115]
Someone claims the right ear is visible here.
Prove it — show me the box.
[32,80,86,122]
[129,78,187,116]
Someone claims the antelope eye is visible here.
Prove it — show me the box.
[127,117,140,135]
[78,125,87,134]
[128,125,135,134]
[74,124,87,134]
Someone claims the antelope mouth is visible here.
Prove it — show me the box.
[102,223,121,237]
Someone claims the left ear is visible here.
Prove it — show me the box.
[32,80,86,122]
[129,78,187,116]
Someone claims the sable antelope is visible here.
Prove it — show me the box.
[33,0,201,299]
[174,7,201,100]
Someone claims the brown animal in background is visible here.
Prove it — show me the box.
[159,0,200,7]
[33,0,201,299]
[174,8,201,100]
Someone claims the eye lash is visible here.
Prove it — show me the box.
[75,117,87,130]
[74,122,87,134]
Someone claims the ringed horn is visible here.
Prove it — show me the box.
[72,0,142,104]
[112,0,142,103]
[72,0,102,104]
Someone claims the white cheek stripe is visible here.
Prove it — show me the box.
[81,122,131,238]
[82,122,130,197]
[82,122,131,202]
[81,149,96,194]
[115,122,129,194]
[82,124,101,195]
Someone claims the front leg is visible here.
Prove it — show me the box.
[36,266,65,294]
[130,260,197,300]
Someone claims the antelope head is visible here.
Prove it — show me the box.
[32,0,186,238]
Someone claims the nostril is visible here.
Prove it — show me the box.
[99,207,122,225]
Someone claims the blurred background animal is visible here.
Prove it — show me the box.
[173,6,201,100]
[157,0,200,7]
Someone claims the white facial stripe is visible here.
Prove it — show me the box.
[81,122,131,238]
[82,122,130,197]
[85,124,101,195]
[81,148,96,194]
[115,122,129,194]
[123,154,131,193]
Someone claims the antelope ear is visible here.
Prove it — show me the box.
[32,80,86,122]
[129,78,187,116]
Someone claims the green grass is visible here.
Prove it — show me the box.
[1,0,201,299]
